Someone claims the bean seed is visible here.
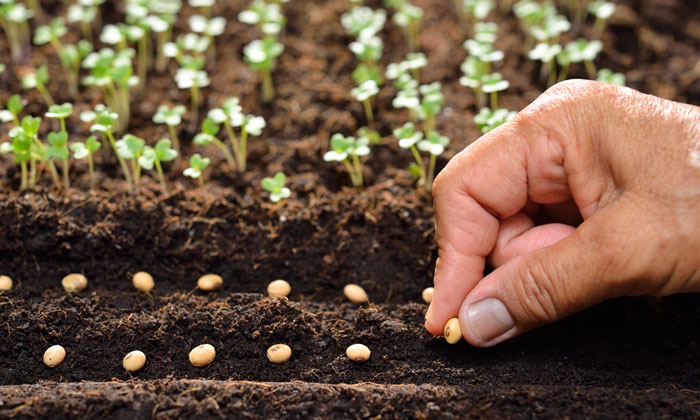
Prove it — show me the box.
[43,345,66,368]
[197,274,222,291]
[422,287,434,304]
[62,273,88,293]
[132,272,154,293]
[267,280,291,298]
[0,275,12,291]
[267,344,292,363]
[444,318,462,344]
[346,344,371,362]
[189,344,216,367]
[343,284,369,303]
[123,350,146,372]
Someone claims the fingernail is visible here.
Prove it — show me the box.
[467,298,514,342]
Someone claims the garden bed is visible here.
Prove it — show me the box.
[1,0,700,418]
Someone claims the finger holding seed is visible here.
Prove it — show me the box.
[43,345,66,368]
[0,275,12,291]
[123,350,146,372]
[267,280,291,298]
[189,344,216,367]
[346,344,371,362]
[197,274,222,291]
[267,344,292,363]
[132,272,154,293]
[444,318,462,344]
[62,273,88,293]
[344,284,369,303]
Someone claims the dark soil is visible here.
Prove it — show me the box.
[1,0,699,418]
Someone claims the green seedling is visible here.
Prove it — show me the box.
[341,6,386,39]
[529,13,570,44]
[474,22,498,43]
[481,73,509,109]
[261,172,291,202]
[0,2,33,62]
[67,2,98,40]
[194,117,237,172]
[323,133,370,188]
[207,97,263,171]
[391,3,423,51]
[139,138,178,191]
[563,38,602,79]
[22,66,54,106]
[100,23,150,83]
[144,13,177,72]
[418,82,444,136]
[70,135,101,184]
[45,131,70,189]
[358,126,381,145]
[588,1,615,35]
[183,153,210,186]
[33,18,67,57]
[351,80,379,128]
[163,33,210,64]
[416,131,449,190]
[349,35,383,69]
[459,56,489,106]
[461,0,495,25]
[513,0,557,50]
[394,122,425,184]
[59,40,93,97]
[45,103,73,132]
[596,68,625,86]
[115,134,146,186]
[463,39,504,71]
[0,94,24,126]
[190,0,215,17]
[0,120,32,190]
[528,42,562,86]
[474,107,517,134]
[189,14,226,57]
[238,0,286,37]
[403,52,427,80]
[175,67,210,126]
[243,37,284,103]
[152,105,186,158]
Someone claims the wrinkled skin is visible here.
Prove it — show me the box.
[425,80,700,347]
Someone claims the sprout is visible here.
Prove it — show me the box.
[261,172,291,202]
[243,37,284,103]
[67,3,98,40]
[474,107,517,134]
[116,133,146,186]
[588,1,615,35]
[0,118,32,190]
[528,42,563,86]
[391,3,423,51]
[193,117,237,171]
[139,139,178,191]
[0,94,24,126]
[529,13,570,44]
[393,122,426,183]
[33,18,67,57]
[459,56,489,106]
[563,38,602,79]
[323,133,370,187]
[189,15,226,57]
[480,73,509,109]
[82,104,131,190]
[351,80,379,127]
[418,82,444,135]
[596,68,625,86]
[174,67,209,126]
[463,39,504,67]
[45,103,73,132]
[238,0,286,37]
[152,105,186,158]
[190,0,215,17]
[462,0,495,23]
[59,40,93,97]
[45,131,71,189]
[70,135,101,184]
[349,35,383,66]
[22,65,54,106]
[513,0,557,50]
[474,22,498,43]
[183,153,210,185]
[341,7,386,39]
[0,2,33,62]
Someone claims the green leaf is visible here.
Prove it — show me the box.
[138,147,156,170]
[46,103,74,119]
[201,117,220,136]
[21,116,42,136]
[155,138,178,162]
[261,177,276,192]
[7,95,24,116]
[273,171,286,186]
[70,142,89,159]
[408,162,422,179]
[193,133,213,146]
[85,135,101,152]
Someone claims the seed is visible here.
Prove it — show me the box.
[132,272,154,293]
[346,344,371,362]
[43,345,66,368]
[267,344,292,363]
[343,284,369,303]
[123,350,146,372]
[267,279,291,298]
[197,274,222,291]
[422,287,434,304]
[189,344,216,367]
[444,317,462,344]
[62,273,88,293]
[0,275,12,291]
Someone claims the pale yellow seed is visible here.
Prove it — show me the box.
[123,350,146,372]
[0,275,12,291]
[189,344,216,367]
[267,279,291,298]
[444,317,462,344]
[62,273,88,293]
[343,284,369,303]
[43,344,66,368]
[197,274,222,291]
[132,272,154,293]
[346,344,371,362]
[267,344,292,364]
[422,287,434,304]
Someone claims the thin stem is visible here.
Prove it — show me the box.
[47,160,61,189]
[190,84,200,127]
[424,154,436,192]
[211,137,237,172]
[81,20,93,42]
[63,159,70,189]
[424,115,435,137]
[36,83,55,107]
[138,36,148,86]
[490,91,498,110]
[106,130,134,192]
[133,157,141,185]
[239,128,248,172]
[409,145,426,185]
[88,152,95,186]
[155,31,168,72]
[198,176,204,187]
[352,153,363,187]
[20,161,27,191]
[168,124,180,158]
[362,98,374,128]
[342,158,359,187]
[547,62,557,87]
[261,67,274,103]
[584,60,597,79]
[223,121,241,167]
[155,159,167,191]
[558,64,570,82]
[29,156,36,188]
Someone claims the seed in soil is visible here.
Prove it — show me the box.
[43,345,66,368]
[132,272,154,293]
[123,350,146,372]
[189,344,216,367]
[344,284,369,303]
[0,275,12,291]
[422,287,434,303]
[61,273,87,293]
[346,344,371,362]
[267,344,292,364]
[267,279,291,298]
[444,318,462,344]
[197,274,222,291]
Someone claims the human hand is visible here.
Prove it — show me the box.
[425,80,700,347]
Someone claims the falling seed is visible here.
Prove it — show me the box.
[267,344,292,364]
[189,344,216,367]
[123,350,146,372]
[62,273,88,293]
[197,274,223,291]
[43,345,66,368]
[132,272,154,293]
[267,279,291,298]
[343,284,369,303]
[0,275,12,291]
[444,318,462,344]
[346,344,371,362]
[422,287,434,304]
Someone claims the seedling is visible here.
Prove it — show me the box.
[139,139,178,191]
[463,39,504,72]
[143,13,177,72]
[528,42,562,86]
[188,14,226,57]
[45,131,70,189]
[33,17,67,58]
[393,122,425,184]
[418,82,444,136]
[183,153,210,186]
[588,1,615,35]
[473,107,517,134]
[461,0,495,25]
[341,6,386,39]
[59,40,94,97]
[474,22,498,43]
[243,37,284,103]
[100,23,151,84]
[238,0,286,37]
[563,38,602,79]
[481,73,509,109]
[391,3,423,51]
[459,56,489,106]
[323,133,370,187]
[0,2,33,62]
[70,135,101,184]
[416,131,449,190]
[22,66,54,106]
[0,119,32,190]
[152,105,186,158]
[175,67,210,126]
[0,94,24,126]
[351,80,379,127]
[116,134,146,186]
[190,0,216,17]
[45,103,73,132]
[529,13,570,45]
[513,0,556,50]
[349,35,383,71]
[67,2,98,40]
[261,172,291,203]
[597,68,625,86]
[194,117,237,172]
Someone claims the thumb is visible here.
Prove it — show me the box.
[458,201,646,347]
